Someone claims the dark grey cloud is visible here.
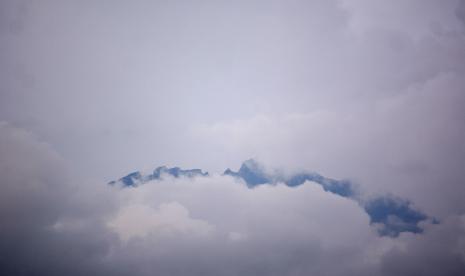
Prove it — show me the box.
[380,215,465,276]
[0,123,117,275]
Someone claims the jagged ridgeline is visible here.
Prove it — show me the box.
[108,166,208,186]
[110,159,351,197]
[109,159,432,238]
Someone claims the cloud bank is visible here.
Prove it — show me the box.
[1,123,465,276]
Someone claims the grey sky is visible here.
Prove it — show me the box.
[1,0,461,178]
[1,0,465,275]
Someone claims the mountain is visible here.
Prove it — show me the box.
[109,159,431,237]
[109,166,208,187]
[224,159,269,186]
[223,160,430,236]
[224,158,354,197]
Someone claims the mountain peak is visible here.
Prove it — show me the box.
[110,166,208,186]
[225,159,270,187]
[240,158,260,169]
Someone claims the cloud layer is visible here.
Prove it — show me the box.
[1,123,465,276]
[1,0,465,275]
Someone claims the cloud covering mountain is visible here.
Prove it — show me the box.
[1,123,465,276]
[110,158,430,237]
[1,0,465,275]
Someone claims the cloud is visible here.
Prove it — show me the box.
[190,72,465,219]
[1,123,465,276]
[109,157,433,237]
[108,202,214,242]
[0,0,464,275]
[341,0,465,37]
[0,0,463,181]
[0,122,118,275]
[380,214,465,276]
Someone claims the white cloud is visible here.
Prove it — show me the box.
[108,202,214,242]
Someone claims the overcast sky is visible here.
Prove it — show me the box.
[1,1,465,275]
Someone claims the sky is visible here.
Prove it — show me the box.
[1,0,465,275]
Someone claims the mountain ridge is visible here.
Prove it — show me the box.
[109,158,431,237]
